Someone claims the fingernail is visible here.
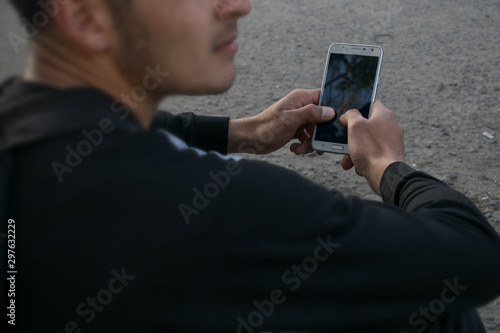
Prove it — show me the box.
[322,107,334,118]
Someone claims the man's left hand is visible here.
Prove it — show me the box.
[227,89,336,155]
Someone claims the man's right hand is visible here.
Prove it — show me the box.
[339,101,405,196]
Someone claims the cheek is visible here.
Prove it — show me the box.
[134,0,233,93]
[164,31,214,89]
[150,6,215,87]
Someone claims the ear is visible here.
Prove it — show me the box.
[51,0,111,52]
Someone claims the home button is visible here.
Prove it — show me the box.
[331,145,344,151]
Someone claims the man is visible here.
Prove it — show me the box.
[1,0,499,332]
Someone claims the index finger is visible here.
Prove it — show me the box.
[289,89,321,107]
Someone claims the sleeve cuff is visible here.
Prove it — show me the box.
[379,162,419,205]
[192,115,230,155]
[150,112,230,155]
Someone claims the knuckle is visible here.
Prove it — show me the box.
[345,109,362,120]
[286,89,306,107]
[305,104,317,114]
[349,118,364,130]
[344,109,356,117]
[290,89,304,98]
[385,108,396,119]
[373,100,383,111]
[385,111,397,123]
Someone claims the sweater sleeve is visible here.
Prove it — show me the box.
[150,111,230,154]
[178,161,500,333]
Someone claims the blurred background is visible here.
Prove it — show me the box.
[1,0,499,330]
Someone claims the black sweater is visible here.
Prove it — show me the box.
[1,78,499,333]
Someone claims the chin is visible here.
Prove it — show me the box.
[208,77,236,94]
[198,67,237,95]
[174,62,236,96]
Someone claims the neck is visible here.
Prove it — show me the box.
[23,36,159,129]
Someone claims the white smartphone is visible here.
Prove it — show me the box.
[312,43,383,154]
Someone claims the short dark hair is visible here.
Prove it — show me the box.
[8,0,130,26]
[8,0,40,21]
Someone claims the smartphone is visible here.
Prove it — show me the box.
[312,43,383,154]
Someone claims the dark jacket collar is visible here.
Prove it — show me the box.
[0,77,145,235]
[0,77,143,152]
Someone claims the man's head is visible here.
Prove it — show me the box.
[8,0,251,102]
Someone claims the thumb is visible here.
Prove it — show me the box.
[291,104,336,125]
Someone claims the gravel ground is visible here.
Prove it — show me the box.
[1,0,499,331]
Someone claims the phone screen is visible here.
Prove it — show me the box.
[314,53,380,144]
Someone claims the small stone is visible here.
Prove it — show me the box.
[449,152,457,156]
[490,200,499,208]
[448,173,458,180]
[483,131,495,140]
